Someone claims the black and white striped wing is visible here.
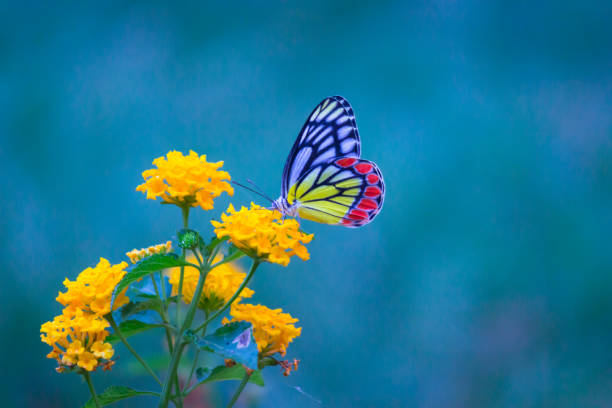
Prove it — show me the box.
[281,96,361,198]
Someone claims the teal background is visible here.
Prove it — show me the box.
[2,1,612,407]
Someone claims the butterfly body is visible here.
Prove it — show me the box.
[273,96,385,228]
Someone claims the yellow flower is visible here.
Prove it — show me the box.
[211,203,313,266]
[56,258,129,316]
[126,241,172,263]
[223,303,302,357]
[167,255,254,312]
[41,258,127,372]
[136,150,233,210]
[40,310,114,372]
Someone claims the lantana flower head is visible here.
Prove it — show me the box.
[126,241,172,264]
[41,310,114,372]
[211,203,313,266]
[56,258,129,316]
[41,258,128,371]
[136,150,233,210]
[223,303,302,357]
[167,255,254,312]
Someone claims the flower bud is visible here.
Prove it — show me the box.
[178,229,201,250]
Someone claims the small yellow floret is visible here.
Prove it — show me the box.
[223,303,302,357]
[211,203,313,266]
[126,241,172,263]
[136,150,233,210]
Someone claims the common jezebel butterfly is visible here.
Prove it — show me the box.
[272,96,385,227]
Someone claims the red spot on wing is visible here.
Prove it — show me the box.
[355,163,373,174]
[348,209,368,220]
[341,218,354,226]
[357,198,378,211]
[367,174,379,184]
[365,186,382,198]
[336,158,357,167]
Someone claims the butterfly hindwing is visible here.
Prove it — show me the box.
[287,157,385,227]
[281,96,361,198]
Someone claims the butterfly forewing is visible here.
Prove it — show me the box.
[281,96,361,198]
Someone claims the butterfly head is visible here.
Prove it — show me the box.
[271,197,300,218]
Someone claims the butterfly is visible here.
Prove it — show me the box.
[271,96,385,227]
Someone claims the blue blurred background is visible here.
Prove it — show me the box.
[2,1,612,407]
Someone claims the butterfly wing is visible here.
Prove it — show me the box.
[286,157,385,227]
[281,96,361,198]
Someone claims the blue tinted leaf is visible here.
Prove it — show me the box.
[195,364,264,386]
[106,320,162,344]
[196,322,259,369]
[126,274,172,301]
[82,385,158,407]
[111,253,191,308]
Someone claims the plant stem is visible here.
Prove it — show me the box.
[82,370,101,408]
[185,349,200,390]
[226,371,251,408]
[153,273,183,406]
[181,206,190,229]
[194,260,259,333]
[176,206,190,329]
[158,265,209,408]
[107,314,162,386]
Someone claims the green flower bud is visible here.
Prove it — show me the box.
[178,229,201,250]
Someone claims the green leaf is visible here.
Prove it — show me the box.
[213,245,246,267]
[202,235,228,258]
[195,322,259,369]
[106,320,161,344]
[111,253,192,308]
[82,385,158,407]
[196,364,264,387]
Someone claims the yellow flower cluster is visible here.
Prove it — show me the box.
[136,150,234,210]
[211,203,314,266]
[40,258,129,371]
[168,255,254,312]
[223,303,302,357]
[126,241,172,263]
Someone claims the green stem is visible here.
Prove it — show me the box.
[194,260,259,333]
[82,370,101,408]
[107,314,162,386]
[158,265,209,408]
[153,273,183,406]
[185,349,200,391]
[176,206,190,328]
[181,206,190,229]
[226,371,251,408]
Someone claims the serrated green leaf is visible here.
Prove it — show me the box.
[196,321,259,369]
[82,385,158,407]
[196,364,264,387]
[111,253,192,308]
[106,320,161,344]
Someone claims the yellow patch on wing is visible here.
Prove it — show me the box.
[299,185,339,202]
[298,207,342,225]
[287,184,297,205]
[296,167,321,199]
[303,200,349,217]
[343,188,361,196]
[331,195,356,206]
[336,177,362,188]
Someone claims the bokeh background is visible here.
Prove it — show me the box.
[2,1,612,407]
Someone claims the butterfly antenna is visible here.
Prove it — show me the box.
[246,179,275,202]
[231,180,274,203]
